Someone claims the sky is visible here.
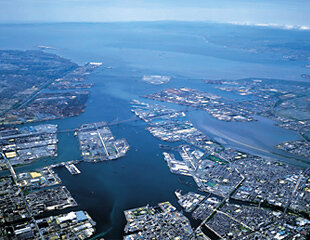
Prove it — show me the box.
[0,0,309,27]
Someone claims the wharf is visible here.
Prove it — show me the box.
[65,162,81,175]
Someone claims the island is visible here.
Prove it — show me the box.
[77,121,130,162]
[142,75,171,85]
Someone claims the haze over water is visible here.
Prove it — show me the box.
[0,22,309,239]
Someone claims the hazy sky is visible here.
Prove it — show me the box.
[0,0,309,26]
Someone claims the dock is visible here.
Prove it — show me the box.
[65,163,81,175]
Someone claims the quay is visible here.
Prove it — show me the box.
[65,162,81,175]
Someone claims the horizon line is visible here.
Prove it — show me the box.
[0,20,309,31]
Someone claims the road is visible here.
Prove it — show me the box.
[284,167,310,215]
[195,168,245,236]
[0,152,45,240]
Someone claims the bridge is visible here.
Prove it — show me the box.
[57,109,188,133]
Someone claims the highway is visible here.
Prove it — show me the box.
[284,167,310,215]
[58,109,187,134]
[95,123,109,157]
[195,168,245,237]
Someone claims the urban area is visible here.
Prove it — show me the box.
[0,49,309,239]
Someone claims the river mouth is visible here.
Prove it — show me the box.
[187,110,309,168]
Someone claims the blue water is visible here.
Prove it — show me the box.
[0,22,309,239]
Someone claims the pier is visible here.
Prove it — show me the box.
[65,162,81,175]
